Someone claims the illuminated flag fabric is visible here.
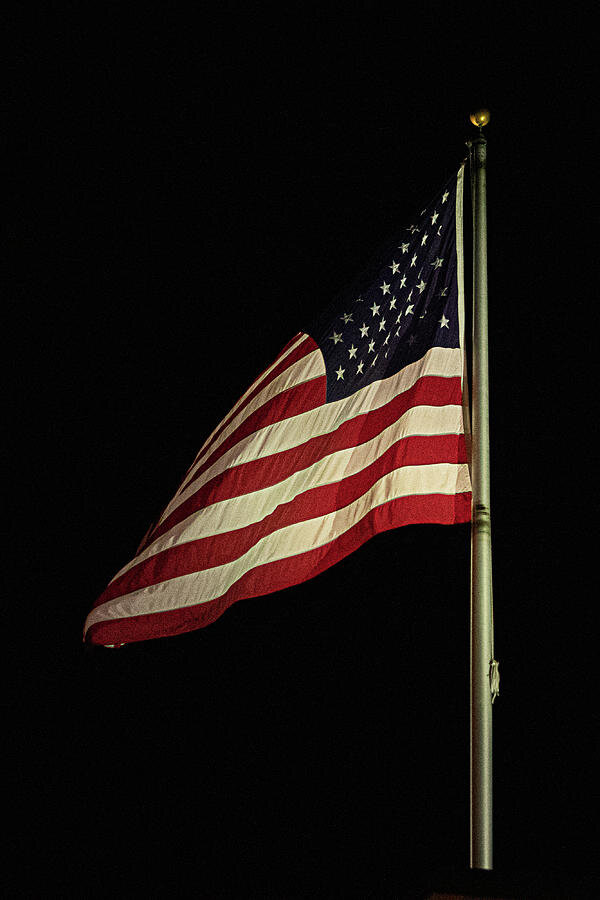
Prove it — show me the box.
[84,164,471,646]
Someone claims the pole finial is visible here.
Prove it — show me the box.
[470,109,491,129]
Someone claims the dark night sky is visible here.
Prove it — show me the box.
[10,7,597,898]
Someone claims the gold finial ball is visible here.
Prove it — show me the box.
[470,109,491,128]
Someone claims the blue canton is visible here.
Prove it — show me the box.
[309,174,460,402]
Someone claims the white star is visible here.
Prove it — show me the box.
[341,312,354,324]
[379,318,387,331]
[395,313,402,324]
[442,190,449,203]
[395,327,400,336]
[388,261,400,274]
[440,287,448,297]
[367,339,375,353]
[383,332,390,345]
[330,331,343,344]
[406,304,414,315]
[348,344,357,359]
[421,233,429,246]
[410,254,417,267]
[407,224,419,234]
[380,281,391,295]
[431,210,439,224]
[356,296,363,302]
[399,275,407,288]
[399,242,410,253]
[430,257,444,269]
[370,354,379,366]
[370,302,381,316]
[439,314,450,328]
[359,322,370,337]
[417,279,427,293]
[389,296,397,309]
[437,225,443,235]
[356,360,364,374]
[406,289,413,301]
[335,365,345,380]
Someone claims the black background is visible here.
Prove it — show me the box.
[9,6,596,898]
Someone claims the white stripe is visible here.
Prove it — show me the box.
[189,333,309,465]
[176,347,325,497]
[158,345,464,524]
[89,463,470,632]
[86,461,470,633]
[455,163,466,388]
[109,402,466,582]
[455,163,471,454]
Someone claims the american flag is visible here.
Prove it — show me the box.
[84,164,471,646]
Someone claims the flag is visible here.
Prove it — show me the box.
[84,164,471,646]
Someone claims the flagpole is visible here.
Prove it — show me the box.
[468,109,493,870]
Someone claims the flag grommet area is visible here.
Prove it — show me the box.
[84,165,471,647]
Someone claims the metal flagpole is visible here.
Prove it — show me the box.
[467,109,495,871]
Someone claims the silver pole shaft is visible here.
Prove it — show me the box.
[469,133,493,870]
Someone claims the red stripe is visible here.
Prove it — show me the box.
[86,490,472,646]
[188,335,316,469]
[182,376,326,494]
[95,432,468,607]
[149,374,463,543]
[137,337,318,553]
